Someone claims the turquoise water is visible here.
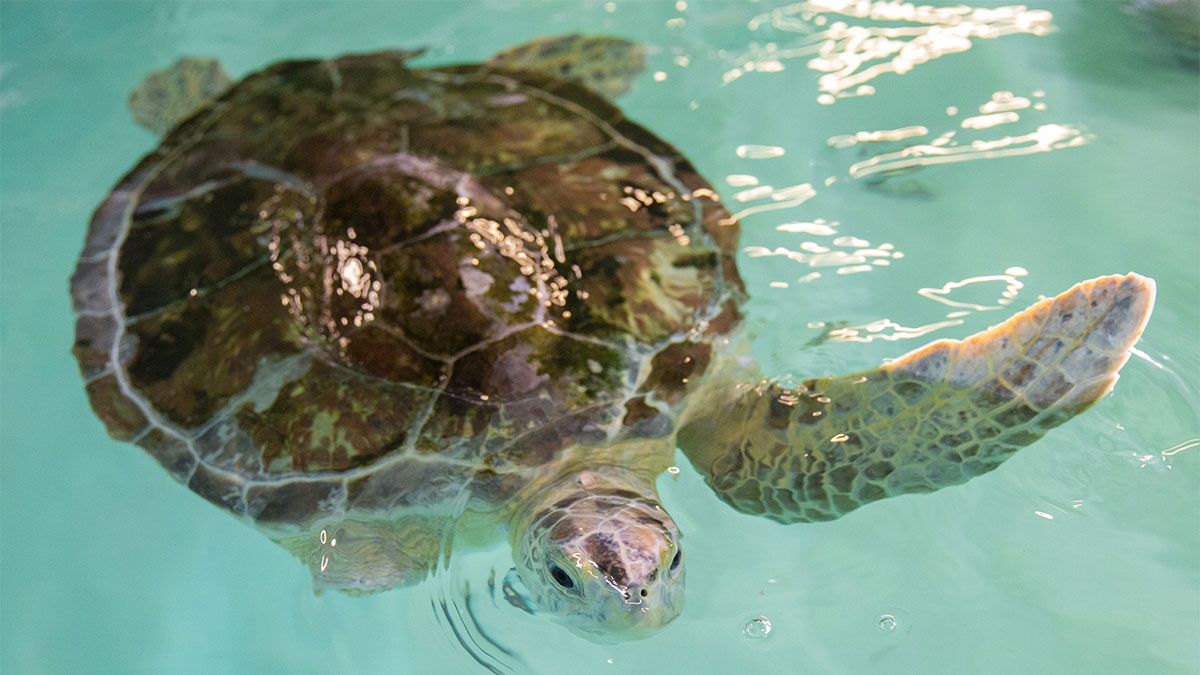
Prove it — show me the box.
[1,1,1197,673]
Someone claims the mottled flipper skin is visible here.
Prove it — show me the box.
[486,34,646,98]
[679,274,1156,523]
[276,517,443,595]
[128,58,232,136]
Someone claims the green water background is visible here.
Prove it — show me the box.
[2,1,1197,673]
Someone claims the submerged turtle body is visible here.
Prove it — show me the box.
[74,50,738,531]
[74,39,1156,641]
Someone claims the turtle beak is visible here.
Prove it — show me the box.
[597,578,684,640]
[572,551,685,642]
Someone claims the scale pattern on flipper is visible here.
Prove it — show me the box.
[679,274,1156,523]
[277,516,445,594]
[486,34,646,99]
[128,58,233,136]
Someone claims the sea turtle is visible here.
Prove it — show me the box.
[71,36,1155,641]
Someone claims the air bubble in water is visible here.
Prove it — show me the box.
[878,614,898,632]
[743,616,773,639]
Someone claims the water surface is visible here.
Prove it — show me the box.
[2,2,1197,673]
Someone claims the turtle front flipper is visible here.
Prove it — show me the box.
[128,58,232,136]
[486,34,646,98]
[276,517,445,596]
[678,273,1156,524]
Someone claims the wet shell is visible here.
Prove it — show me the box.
[71,52,743,533]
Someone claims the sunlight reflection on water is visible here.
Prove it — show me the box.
[732,1,1056,104]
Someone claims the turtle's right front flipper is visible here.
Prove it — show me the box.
[276,516,445,596]
[678,274,1155,524]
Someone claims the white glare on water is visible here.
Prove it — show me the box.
[731,2,1055,102]
[825,269,1030,343]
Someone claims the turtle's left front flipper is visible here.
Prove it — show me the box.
[678,274,1155,524]
[128,58,233,137]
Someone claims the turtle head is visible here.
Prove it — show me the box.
[513,468,684,641]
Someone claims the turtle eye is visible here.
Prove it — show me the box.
[549,563,575,590]
[669,548,683,574]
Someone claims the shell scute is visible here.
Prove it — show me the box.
[232,358,430,474]
[123,264,305,428]
[120,176,304,318]
[135,427,197,482]
[84,375,149,442]
[246,478,345,529]
[370,230,528,357]
[73,313,122,380]
[478,153,695,243]
[188,464,247,517]
[559,235,719,344]
[71,257,115,314]
[321,169,461,248]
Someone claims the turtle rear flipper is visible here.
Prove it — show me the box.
[487,34,646,98]
[128,58,232,137]
[678,273,1156,524]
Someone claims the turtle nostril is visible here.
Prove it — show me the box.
[639,587,649,598]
